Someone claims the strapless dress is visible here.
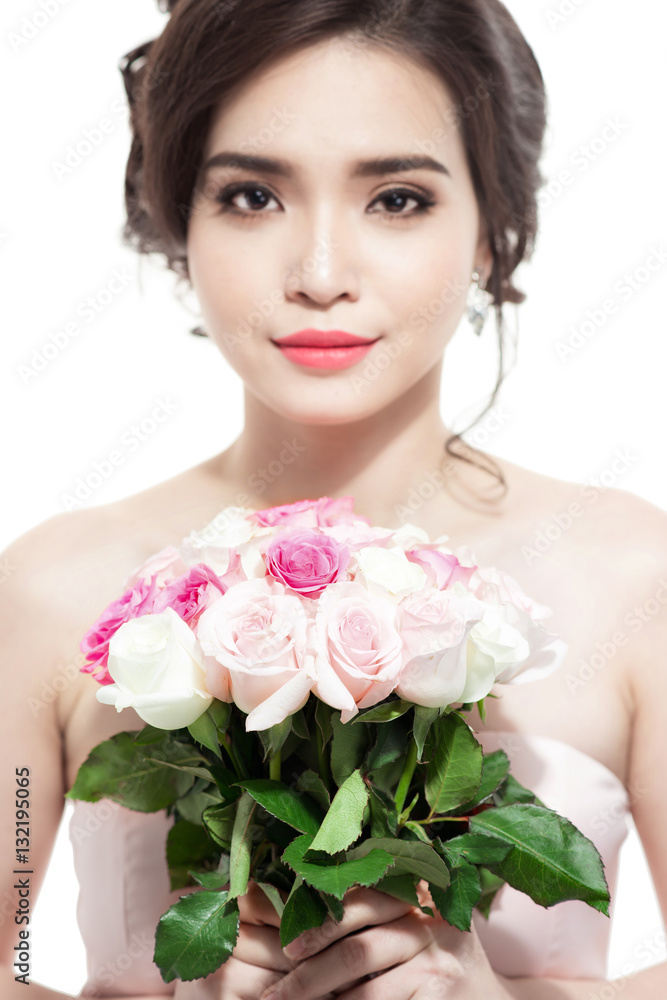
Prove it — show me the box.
[68,730,630,995]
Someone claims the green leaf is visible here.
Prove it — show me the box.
[202,802,237,849]
[133,725,169,745]
[279,877,328,947]
[228,792,257,900]
[187,711,222,759]
[470,804,611,913]
[476,867,506,918]
[346,837,450,892]
[424,714,483,815]
[296,770,331,812]
[403,821,432,843]
[283,834,395,900]
[176,785,224,826]
[207,699,232,732]
[154,891,239,982]
[319,891,344,922]
[437,832,513,866]
[413,706,439,762]
[65,732,197,811]
[429,860,481,931]
[235,779,324,836]
[307,770,368,855]
[368,784,398,837]
[315,700,333,746]
[352,699,413,724]
[375,873,433,916]
[291,709,310,740]
[456,751,510,813]
[365,715,411,772]
[330,713,370,787]
[259,717,294,761]
[256,881,286,919]
[190,865,229,889]
[494,774,545,808]
[166,819,219,890]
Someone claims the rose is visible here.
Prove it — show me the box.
[351,545,428,602]
[465,565,569,693]
[151,563,227,626]
[252,495,371,528]
[394,584,485,707]
[124,544,189,588]
[196,577,314,731]
[405,548,478,591]
[95,606,214,728]
[310,581,404,722]
[265,528,352,599]
[79,574,164,685]
[181,507,269,579]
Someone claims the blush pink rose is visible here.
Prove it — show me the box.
[124,545,189,588]
[394,586,485,708]
[151,563,228,627]
[251,495,371,529]
[405,549,478,591]
[310,581,404,723]
[265,529,351,599]
[195,577,315,731]
[79,574,163,685]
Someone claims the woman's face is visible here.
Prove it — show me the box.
[186,35,492,425]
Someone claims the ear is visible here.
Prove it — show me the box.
[475,224,494,285]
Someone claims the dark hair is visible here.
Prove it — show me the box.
[121,0,548,500]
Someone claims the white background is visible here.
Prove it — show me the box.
[2,0,666,994]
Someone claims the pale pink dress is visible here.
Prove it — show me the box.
[68,730,630,995]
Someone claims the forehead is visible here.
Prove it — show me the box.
[201,36,465,171]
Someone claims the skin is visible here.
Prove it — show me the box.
[2,32,667,1000]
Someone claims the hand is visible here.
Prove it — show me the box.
[256,883,512,1000]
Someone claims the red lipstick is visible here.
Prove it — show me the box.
[272,328,380,369]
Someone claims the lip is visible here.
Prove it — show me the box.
[275,342,378,370]
[273,328,379,347]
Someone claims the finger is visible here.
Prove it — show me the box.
[232,922,298,973]
[211,954,285,999]
[283,885,414,960]
[261,911,434,1000]
[237,881,285,927]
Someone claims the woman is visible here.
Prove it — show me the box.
[2,0,666,997]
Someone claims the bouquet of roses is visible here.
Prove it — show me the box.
[67,496,610,983]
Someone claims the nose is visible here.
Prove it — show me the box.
[283,219,361,307]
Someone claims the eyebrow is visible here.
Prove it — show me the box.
[200,151,451,179]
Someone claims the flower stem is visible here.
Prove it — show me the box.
[395,740,418,817]
[269,748,281,782]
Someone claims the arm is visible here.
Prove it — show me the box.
[0,518,176,1000]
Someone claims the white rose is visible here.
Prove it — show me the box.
[352,546,427,603]
[96,606,213,729]
[461,607,531,703]
[181,506,270,579]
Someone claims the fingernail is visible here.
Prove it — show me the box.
[284,936,307,959]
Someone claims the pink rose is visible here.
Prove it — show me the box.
[124,545,189,588]
[151,563,228,627]
[405,549,478,591]
[79,574,163,685]
[310,581,404,723]
[195,577,315,731]
[395,586,485,707]
[265,529,351,599]
[251,495,371,528]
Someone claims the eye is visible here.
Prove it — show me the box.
[368,187,437,220]
[214,182,281,216]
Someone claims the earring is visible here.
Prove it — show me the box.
[466,271,493,336]
[189,325,209,337]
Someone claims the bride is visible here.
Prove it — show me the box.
[2,0,666,997]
